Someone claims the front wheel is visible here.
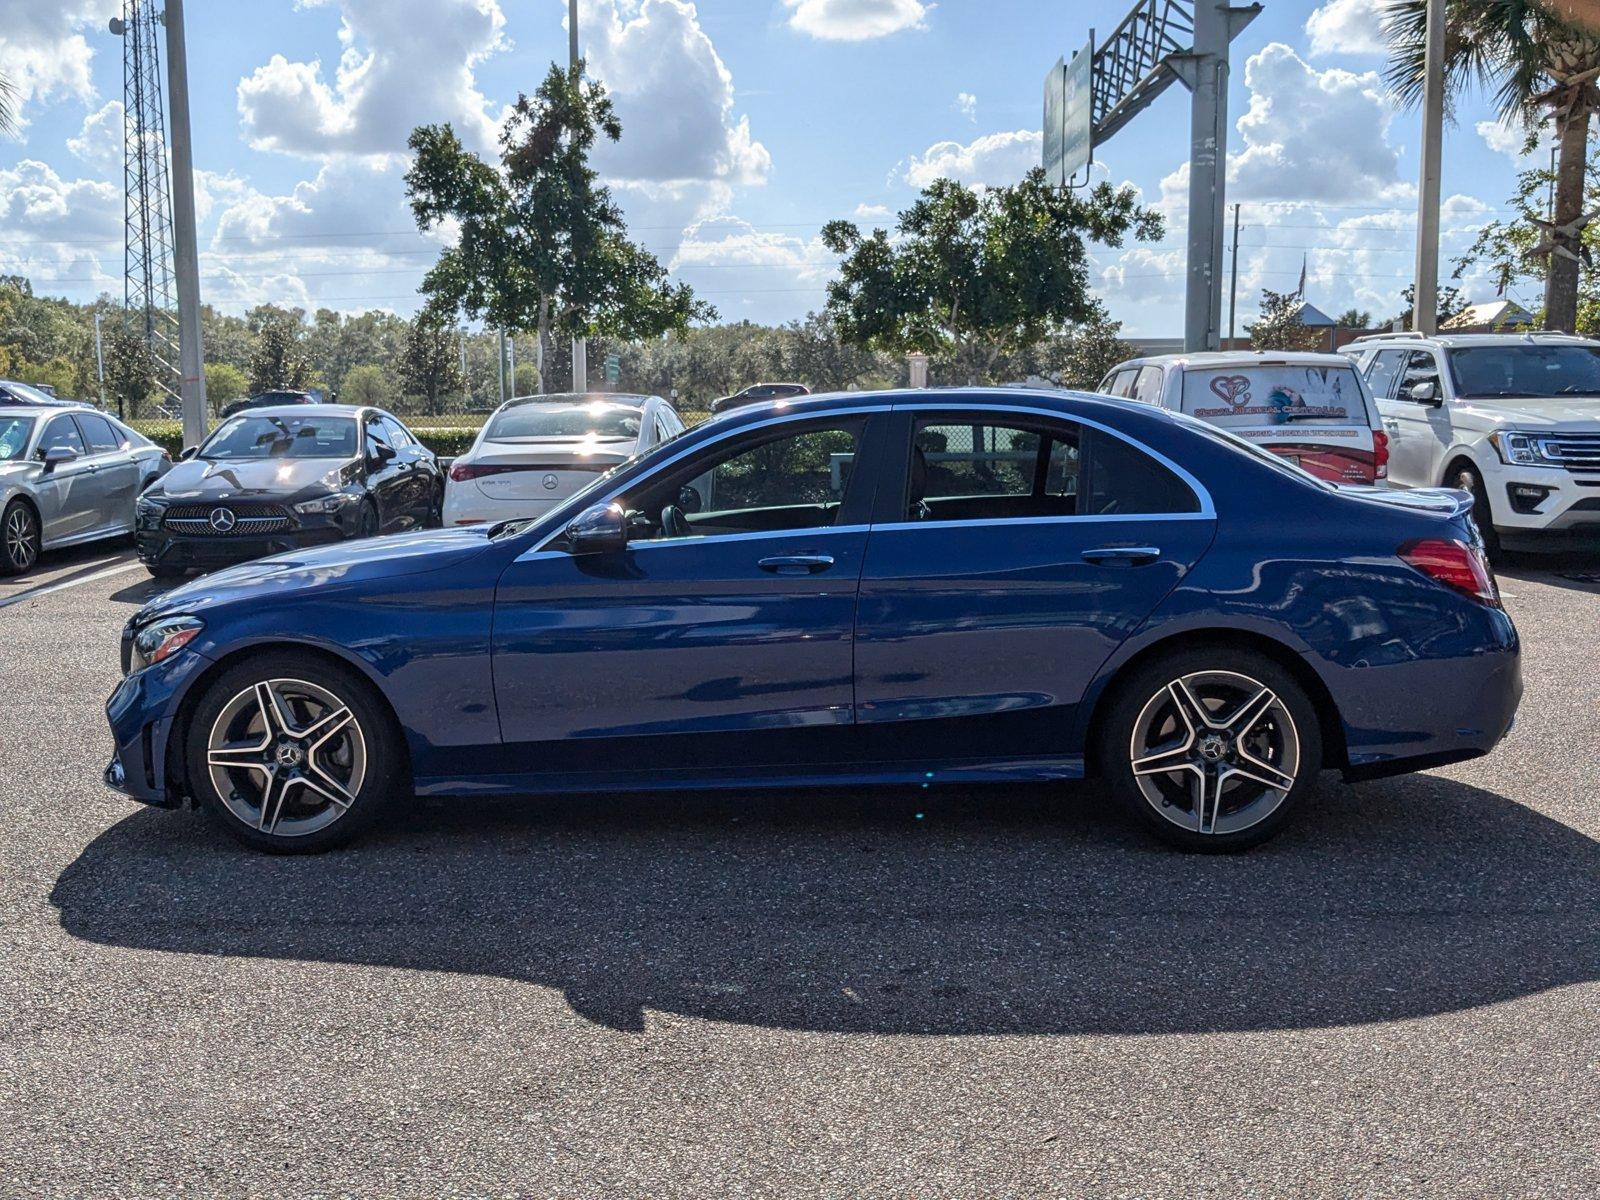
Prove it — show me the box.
[1098,648,1322,852]
[1,499,40,576]
[184,653,407,853]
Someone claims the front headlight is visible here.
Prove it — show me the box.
[293,492,358,515]
[127,616,204,674]
[1489,430,1552,466]
[136,492,166,517]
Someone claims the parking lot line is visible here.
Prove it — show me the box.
[0,555,146,611]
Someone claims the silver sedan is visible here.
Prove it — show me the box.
[0,405,171,576]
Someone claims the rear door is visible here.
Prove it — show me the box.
[853,405,1215,765]
[1177,362,1378,484]
[74,411,141,536]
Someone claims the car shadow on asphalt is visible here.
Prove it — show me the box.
[50,773,1600,1036]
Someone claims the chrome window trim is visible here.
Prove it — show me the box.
[516,398,1215,561]
[629,524,870,551]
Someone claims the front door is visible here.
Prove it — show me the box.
[854,409,1216,765]
[33,414,103,544]
[1382,349,1453,486]
[490,413,886,777]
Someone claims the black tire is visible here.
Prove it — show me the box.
[1097,646,1323,853]
[1,498,41,576]
[145,563,188,579]
[356,500,379,539]
[1450,462,1502,563]
[184,651,408,854]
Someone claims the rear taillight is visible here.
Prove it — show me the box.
[1398,537,1500,607]
[1373,429,1389,480]
[449,462,534,482]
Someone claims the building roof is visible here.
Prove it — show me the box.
[1294,301,1336,327]
[1442,300,1535,330]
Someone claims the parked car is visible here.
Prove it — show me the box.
[709,381,810,415]
[133,404,443,578]
[220,390,321,419]
[1098,352,1386,485]
[442,392,684,527]
[0,380,91,409]
[1343,331,1600,555]
[106,387,1519,855]
[0,406,171,576]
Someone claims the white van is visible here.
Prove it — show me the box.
[1098,351,1386,485]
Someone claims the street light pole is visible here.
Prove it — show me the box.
[1412,0,1445,334]
[1227,202,1241,349]
[163,0,208,443]
[570,0,588,393]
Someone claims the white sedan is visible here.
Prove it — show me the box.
[442,393,685,527]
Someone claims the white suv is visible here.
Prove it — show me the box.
[1344,332,1600,554]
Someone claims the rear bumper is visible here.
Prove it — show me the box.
[441,493,562,527]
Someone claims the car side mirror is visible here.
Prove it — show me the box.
[677,484,703,514]
[566,502,628,555]
[368,442,397,468]
[178,445,198,461]
[1407,380,1440,406]
[39,445,78,471]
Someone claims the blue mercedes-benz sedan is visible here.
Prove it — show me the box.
[105,389,1521,853]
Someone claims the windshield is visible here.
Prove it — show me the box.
[1180,364,1368,427]
[200,414,357,460]
[0,382,59,406]
[1448,344,1600,398]
[0,416,34,461]
[486,400,642,443]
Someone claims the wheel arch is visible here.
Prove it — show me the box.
[164,639,408,804]
[1080,628,1348,778]
[1,489,43,558]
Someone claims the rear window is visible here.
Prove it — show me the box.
[1180,365,1368,428]
[487,401,642,442]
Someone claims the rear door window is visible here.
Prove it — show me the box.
[1364,349,1407,399]
[76,412,124,454]
[1179,364,1369,430]
[1131,366,1164,404]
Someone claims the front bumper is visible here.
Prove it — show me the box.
[1479,459,1600,533]
[104,646,215,806]
[136,519,349,571]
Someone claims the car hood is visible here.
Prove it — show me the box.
[1454,395,1600,428]
[134,526,498,625]
[149,455,356,501]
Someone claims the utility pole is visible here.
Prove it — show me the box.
[497,329,508,405]
[1226,202,1241,349]
[163,0,208,443]
[570,0,588,393]
[459,331,468,408]
[1412,0,1445,335]
[1174,0,1235,352]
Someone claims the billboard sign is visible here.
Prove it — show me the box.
[1044,40,1093,186]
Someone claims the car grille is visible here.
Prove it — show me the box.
[162,502,293,536]
[1538,433,1600,472]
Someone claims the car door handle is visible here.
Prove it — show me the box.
[758,555,834,575]
[1081,545,1161,565]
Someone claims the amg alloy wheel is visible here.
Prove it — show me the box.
[2,499,39,576]
[186,653,405,852]
[1101,649,1322,852]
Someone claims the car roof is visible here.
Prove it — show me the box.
[701,385,1170,430]
[1111,351,1358,370]
[1346,331,1600,350]
[498,392,656,410]
[0,405,65,418]
[222,403,372,418]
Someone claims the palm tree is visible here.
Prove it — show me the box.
[1384,0,1600,332]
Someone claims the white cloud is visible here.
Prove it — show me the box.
[904,129,1040,189]
[1476,118,1555,165]
[236,0,508,161]
[1305,0,1387,57]
[583,0,770,187]
[0,158,122,297]
[670,216,833,323]
[854,202,892,219]
[66,101,123,175]
[0,0,116,129]
[1229,43,1408,205]
[781,0,928,41]
[955,92,977,121]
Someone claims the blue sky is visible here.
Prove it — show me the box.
[0,0,1554,337]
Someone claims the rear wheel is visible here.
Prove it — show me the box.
[1,499,40,576]
[1098,648,1322,852]
[185,652,407,853]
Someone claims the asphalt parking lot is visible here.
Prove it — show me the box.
[2,543,1597,1197]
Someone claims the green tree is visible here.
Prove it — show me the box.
[1335,307,1373,328]
[820,170,1161,381]
[248,312,314,394]
[339,364,393,408]
[1385,0,1600,331]
[1048,317,1136,389]
[104,323,158,419]
[1394,282,1469,328]
[399,315,464,416]
[405,63,712,394]
[779,310,884,392]
[1248,289,1325,352]
[204,362,249,408]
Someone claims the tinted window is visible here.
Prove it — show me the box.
[201,414,357,460]
[625,421,861,541]
[1365,349,1407,399]
[76,412,123,453]
[1079,428,1200,516]
[1399,350,1441,400]
[378,415,413,447]
[1108,369,1139,398]
[0,416,34,461]
[1447,343,1600,398]
[1132,366,1164,404]
[39,416,86,456]
[487,400,642,442]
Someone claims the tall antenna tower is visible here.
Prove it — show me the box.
[111,1,181,403]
